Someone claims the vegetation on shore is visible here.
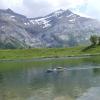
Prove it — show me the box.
[0,45,100,60]
[0,35,99,60]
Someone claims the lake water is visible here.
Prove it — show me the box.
[0,56,100,100]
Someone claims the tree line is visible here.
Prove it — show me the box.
[90,35,100,46]
[82,35,100,51]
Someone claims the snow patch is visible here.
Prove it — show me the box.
[53,10,64,17]
[24,23,27,25]
[69,19,75,22]
[67,14,74,17]
[1,26,5,29]
[10,16,15,18]
[24,22,30,25]
[35,18,51,28]
[59,35,69,40]
[30,20,35,24]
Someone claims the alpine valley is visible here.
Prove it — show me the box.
[0,8,100,48]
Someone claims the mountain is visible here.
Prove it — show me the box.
[0,8,100,48]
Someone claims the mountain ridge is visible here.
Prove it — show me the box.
[0,8,100,48]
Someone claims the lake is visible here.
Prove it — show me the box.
[0,56,100,100]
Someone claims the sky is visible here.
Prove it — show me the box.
[0,0,100,20]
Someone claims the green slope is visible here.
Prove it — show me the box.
[0,46,100,60]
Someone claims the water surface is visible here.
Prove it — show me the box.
[0,56,100,100]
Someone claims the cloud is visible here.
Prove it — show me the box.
[0,0,100,20]
[84,0,100,19]
[0,0,22,8]
[22,0,87,17]
[0,0,87,17]
[22,0,72,17]
[22,0,53,17]
[72,0,100,20]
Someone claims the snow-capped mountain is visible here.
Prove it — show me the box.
[0,8,100,48]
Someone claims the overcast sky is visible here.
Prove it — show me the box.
[0,0,100,20]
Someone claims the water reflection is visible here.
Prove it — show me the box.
[0,73,3,83]
[0,63,100,100]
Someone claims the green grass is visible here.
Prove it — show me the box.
[0,46,100,72]
[0,45,100,60]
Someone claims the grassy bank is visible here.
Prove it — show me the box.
[0,46,100,60]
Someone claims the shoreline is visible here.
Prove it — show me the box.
[0,53,100,62]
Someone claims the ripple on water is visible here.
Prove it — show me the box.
[76,87,100,100]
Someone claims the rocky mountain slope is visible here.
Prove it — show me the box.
[0,8,100,48]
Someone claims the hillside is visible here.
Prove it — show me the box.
[0,9,100,48]
[0,46,100,60]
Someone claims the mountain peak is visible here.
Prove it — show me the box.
[0,8,99,48]
[52,9,73,17]
[46,9,65,18]
[56,9,65,12]
[64,9,73,15]
[66,9,72,12]
[6,8,14,13]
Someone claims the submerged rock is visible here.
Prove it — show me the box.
[46,67,66,73]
